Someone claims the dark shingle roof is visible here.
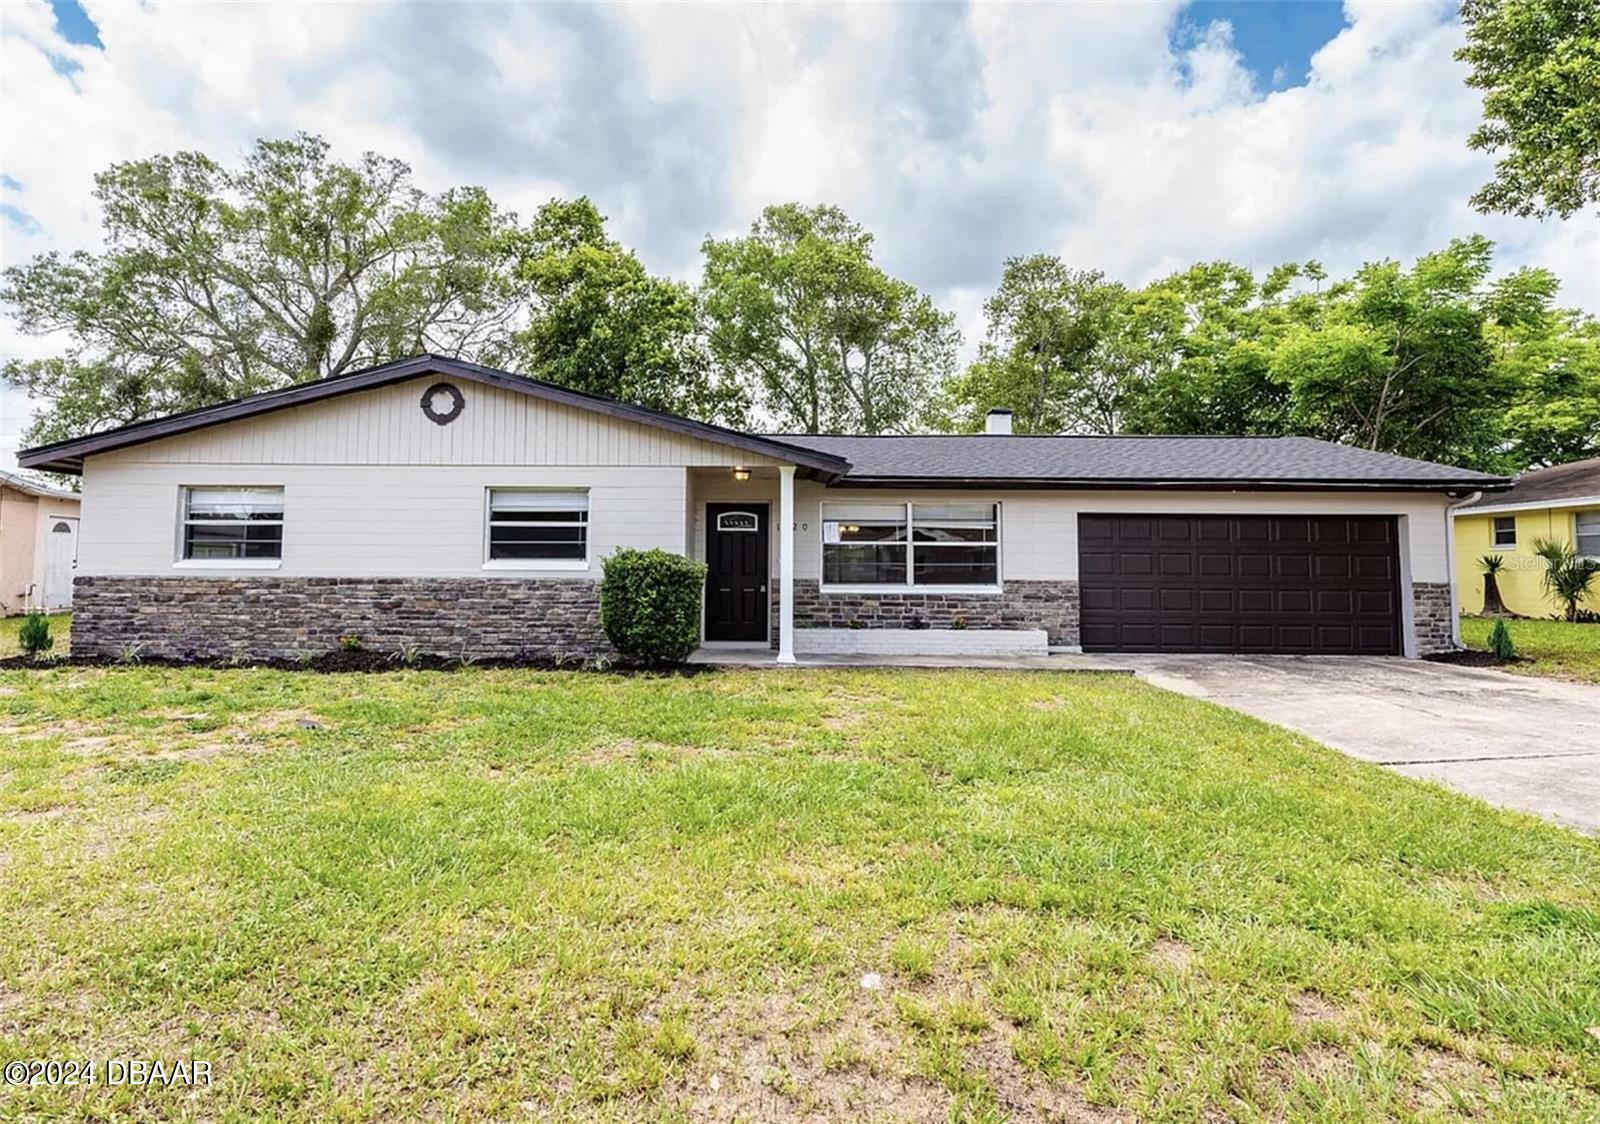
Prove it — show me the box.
[777,434,1509,490]
[1461,457,1600,508]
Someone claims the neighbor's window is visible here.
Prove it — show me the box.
[1492,516,1516,547]
[487,489,589,562]
[182,486,284,560]
[1577,512,1600,560]
[823,502,999,587]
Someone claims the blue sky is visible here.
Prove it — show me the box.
[1,0,1594,460]
[1183,1,1350,89]
[48,0,100,47]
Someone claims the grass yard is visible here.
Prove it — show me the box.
[1459,615,1600,684]
[1,666,1597,1122]
[0,612,70,658]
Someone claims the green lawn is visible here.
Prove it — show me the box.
[1460,615,1600,684]
[0,612,71,658]
[0,667,1596,1121]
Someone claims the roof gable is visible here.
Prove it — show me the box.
[16,355,850,478]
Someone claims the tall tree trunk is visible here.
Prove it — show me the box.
[1482,571,1507,616]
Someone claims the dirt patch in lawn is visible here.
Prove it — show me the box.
[972,1026,1130,1123]
[1411,1045,1501,1110]
[1147,937,1194,973]
[683,992,949,1122]
[1288,990,1343,1028]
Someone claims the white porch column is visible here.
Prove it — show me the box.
[777,465,797,663]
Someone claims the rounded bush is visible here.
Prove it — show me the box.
[599,549,707,666]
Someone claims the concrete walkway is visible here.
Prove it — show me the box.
[691,647,1600,833]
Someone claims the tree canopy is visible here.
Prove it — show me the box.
[945,239,1597,471]
[508,198,744,424]
[1457,0,1600,219]
[4,134,1595,474]
[2,134,523,444]
[700,204,958,434]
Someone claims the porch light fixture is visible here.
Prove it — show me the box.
[732,467,751,481]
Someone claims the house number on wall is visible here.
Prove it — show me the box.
[717,512,759,532]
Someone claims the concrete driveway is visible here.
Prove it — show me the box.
[1134,656,1600,833]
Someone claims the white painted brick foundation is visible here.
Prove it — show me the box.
[792,628,1049,657]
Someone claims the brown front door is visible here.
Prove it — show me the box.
[705,503,770,642]
[1078,514,1402,654]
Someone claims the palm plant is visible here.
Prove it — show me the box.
[1478,554,1510,616]
[1531,537,1600,621]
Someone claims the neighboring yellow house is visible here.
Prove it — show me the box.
[1454,456,1600,617]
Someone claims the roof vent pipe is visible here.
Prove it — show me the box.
[985,409,1013,436]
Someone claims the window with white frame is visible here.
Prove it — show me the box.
[1492,515,1516,547]
[487,489,589,562]
[822,502,999,587]
[181,486,284,560]
[1577,512,1600,560]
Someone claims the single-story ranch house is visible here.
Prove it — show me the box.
[17,355,1509,662]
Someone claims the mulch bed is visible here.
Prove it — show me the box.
[1423,649,1528,670]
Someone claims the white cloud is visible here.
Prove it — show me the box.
[1,0,1595,461]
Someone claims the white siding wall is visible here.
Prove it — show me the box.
[792,484,1453,584]
[77,376,779,579]
[79,463,689,578]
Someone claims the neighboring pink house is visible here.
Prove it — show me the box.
[0,469,81,615]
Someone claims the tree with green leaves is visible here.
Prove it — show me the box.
[1532,536,1600,620]
[942,257,1132,433]
[1484,271,1600,467]
[2,134,523,445]
[510,198,745,424]
[1457,0,1600,219]
[1274,238,1512,466]
[1120,261,1319,438]
[700,204,958,434]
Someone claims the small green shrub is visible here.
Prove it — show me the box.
[1487,618,1516,661]
[599,549,707,666]
[17,612,53,657]
[338,634,363,651]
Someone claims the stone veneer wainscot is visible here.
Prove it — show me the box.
[782,578,1080,648]
[70,576,608,661]
[1410,581,1456,657]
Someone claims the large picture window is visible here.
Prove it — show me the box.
[488,489,589,563]
[823,502,999,587]
[182,486,284,560]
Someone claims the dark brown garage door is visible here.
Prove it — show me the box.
[1078,514,1402,654]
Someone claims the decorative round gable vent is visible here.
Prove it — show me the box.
[421,382,465,426]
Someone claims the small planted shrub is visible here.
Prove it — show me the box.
[950,615,968,631]
[599,549,707,667]
[1487,618,1516,662]
[17,611,53,658]
[338,634,364,651]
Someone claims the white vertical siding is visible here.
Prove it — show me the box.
[103,376,781,468]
